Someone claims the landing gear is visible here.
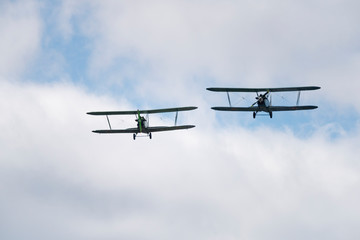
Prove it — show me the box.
[253,112,256,119]
[133,133,136,140]
[269,112,273,118]
[149,132,152,139]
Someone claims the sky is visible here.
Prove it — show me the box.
[1,0,360,239]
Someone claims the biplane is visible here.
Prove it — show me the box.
[207,86,320,118]
[87,106,197,140]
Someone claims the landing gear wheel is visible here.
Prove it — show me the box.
[253,112,256,119]
[269,112,273,118]
[149,132,152,139]
[133,133,136,140]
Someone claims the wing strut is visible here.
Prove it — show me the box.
[175,111,178,126]
[296,91,301,106]
[106,115,112,130]
[227,91,232,107]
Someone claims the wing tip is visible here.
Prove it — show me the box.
[211,106,224,110]
[87,111,108,115]
[303,105,318,109]
[207,87,222,92]
[178,125,196,130]
[211,107,232,111]
[305,86,321,90]
[184,106,198,111]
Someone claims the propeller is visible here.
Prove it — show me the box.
[136,110,143,132]
[251,90,269,106]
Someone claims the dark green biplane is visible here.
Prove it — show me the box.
[87,106,197,140]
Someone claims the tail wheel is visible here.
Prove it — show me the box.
[133,133,136,140]
[269,112,273,118]
[253,112,256,119]
[149,132,152,139]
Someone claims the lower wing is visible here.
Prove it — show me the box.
[269,106,318,111]
[211,106,317,112]
[147,125,195,132]
[92,128,138,134]
[92,125,195,134]
[211,107,259,112]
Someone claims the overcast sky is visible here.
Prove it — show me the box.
[1,0,360,239]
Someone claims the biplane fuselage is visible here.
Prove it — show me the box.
[254,93,273,117]
[257,98,270,108]
[135,116,149,133]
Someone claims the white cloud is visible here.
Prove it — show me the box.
[0,0,42,79]
[0,80,359,239]
[1,1,360,239]
[54,0,360,110]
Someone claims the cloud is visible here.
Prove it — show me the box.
[1,80,359,239]
[1,1,360,239]
[53,0,360,110]
[0,0,42,79]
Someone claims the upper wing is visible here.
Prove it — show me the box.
[88,111,140,116]
[87,106,197,116]
[92,128,138,134]
[140,106,197,114]
[211,107,259,112]
[207,86,320,93]
[211,106,318,112]
[147,125,195,132]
